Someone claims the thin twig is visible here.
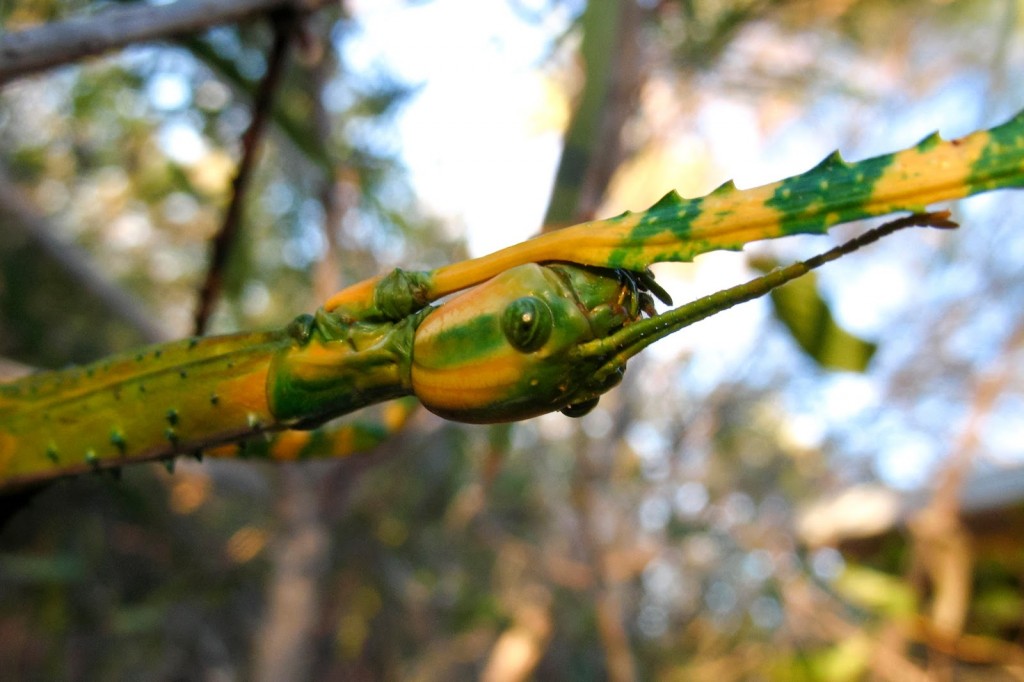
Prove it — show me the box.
[0,0,330,85]
[193,11,295,334]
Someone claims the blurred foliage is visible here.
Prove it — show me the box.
[0,197,158,367]
[1,0,1024,680]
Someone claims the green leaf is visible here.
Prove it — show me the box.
[754,257,876,372]
[833,564,917,616]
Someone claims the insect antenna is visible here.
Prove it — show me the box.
[578,211,958,386]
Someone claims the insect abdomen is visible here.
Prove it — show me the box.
[0,331,289,490]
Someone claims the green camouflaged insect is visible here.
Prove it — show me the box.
[1,110,1022,491]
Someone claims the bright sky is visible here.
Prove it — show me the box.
[345,0,577,255]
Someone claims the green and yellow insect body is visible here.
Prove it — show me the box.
[0,331,287,486]
[267,308,427,429]
[1,109,1023,491]
[411,263,648,423]
[0,310,433,488]
[0,264,644,489]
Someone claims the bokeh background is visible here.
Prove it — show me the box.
[1,0,1024,679]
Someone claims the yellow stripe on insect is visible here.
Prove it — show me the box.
[868,130,991,210]
[411,355,525,415]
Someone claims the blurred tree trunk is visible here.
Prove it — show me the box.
[486,0,648,679]
[548,1,643,675]
[541,0,646,229]
[253,466,330,682]
[549,0,647,677]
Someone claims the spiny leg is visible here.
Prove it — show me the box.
[577,211,958,389]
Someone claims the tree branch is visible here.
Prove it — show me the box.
[0,0,331,84]
[193,11,295,334]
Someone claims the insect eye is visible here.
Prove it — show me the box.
[501,296,553,353]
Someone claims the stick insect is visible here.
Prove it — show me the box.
[1,110,1022,492]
